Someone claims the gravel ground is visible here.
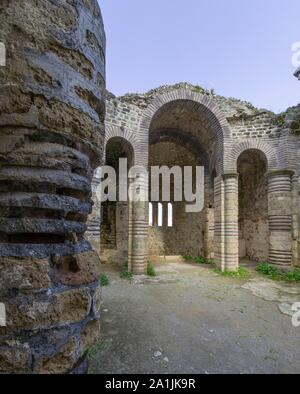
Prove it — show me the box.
[89,258,300,374]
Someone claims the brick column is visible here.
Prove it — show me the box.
[223,173,239,272]
[128,174,148,275]
[203,208,215,259]
[214,176,225,270]
[267,170,293,266]
[291,175,300,266]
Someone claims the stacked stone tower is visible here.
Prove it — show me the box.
[0,0,105,373]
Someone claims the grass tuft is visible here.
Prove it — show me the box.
[214,267,249,278]
[183,255,194,261]
[147,262,157,277]
[256,263,278,278]
[281,268,300,282]
[100,274,109,286]
[120,263,133,281]
[183,255,216,266]
[256,263,300,283]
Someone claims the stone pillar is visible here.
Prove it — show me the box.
[203,208,214,259]
[86,168,102,254]
[291,175,300,266]
[267,170,293,267]
[223,174,239,272]
[0,0,105,374]
[214,176,225,270]
[128,173,148,275]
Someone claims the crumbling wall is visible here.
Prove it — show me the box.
[0,0,105,374]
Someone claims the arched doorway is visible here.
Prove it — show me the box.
[147,99,223,261]
[237,149,268,262]
[100,137,134,264]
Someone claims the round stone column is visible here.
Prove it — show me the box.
[223,173,239,271]
[291,175,299,266]
[267,170,293,267]
[0,0,105,374]
[203,208,215,259]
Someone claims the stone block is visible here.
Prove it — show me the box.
[0,256,51,294]
[53,250,101,286]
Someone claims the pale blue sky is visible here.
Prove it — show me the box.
[100,0,299,113]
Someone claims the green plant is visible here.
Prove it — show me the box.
[100,274,109,286]
[120,263,133,282]
[192,256,216,266]
[282,268,300,283]
[147,262,157,277]
[206,259,216,266]
[214,267,249,278]
[88,340,105,358]
[256,263,278,278]
[194,256,207,265]
[183,255,194,261]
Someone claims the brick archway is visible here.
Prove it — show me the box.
[104,125,139,165]
[141,88,231,138]
[225,140,279,172]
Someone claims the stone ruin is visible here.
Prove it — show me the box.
[0,0,299,374]
[0,0,105,373]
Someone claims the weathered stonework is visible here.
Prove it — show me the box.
[88,82,300,274]
[0,0,105,374]
[1,1,299,375]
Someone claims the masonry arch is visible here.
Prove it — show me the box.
[141,89,231,175]
[143,90,230,262]
[226,140,278,172]
[104,125,138,165]
[87,135,135,257]
[237,148,269,262]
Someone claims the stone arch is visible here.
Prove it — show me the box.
[140,88,231,174]
[226,140,278,172]
[104,125,139,165]
[141,88,231,138]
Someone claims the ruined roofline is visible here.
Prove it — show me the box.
[115,82,276,115]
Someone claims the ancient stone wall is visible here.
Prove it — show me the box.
[148,142,206,257]
[99,83,300,269]
[0,0,105,374]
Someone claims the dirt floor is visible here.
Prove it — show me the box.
[89,258,300,374]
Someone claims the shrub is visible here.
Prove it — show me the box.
[282,268,300,283]
[256,263,278,278]
[194,256,216,266]
[183,255,194,261]
[100,274,109,286]
[120,269,133,281]
[194,256,207,265]
[147,262,157,277]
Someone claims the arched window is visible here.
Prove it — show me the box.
[158,203,163,227]
[168,203,173,227]
[149,202,153,226]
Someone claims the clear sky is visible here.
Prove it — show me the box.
[100,0,300,113]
